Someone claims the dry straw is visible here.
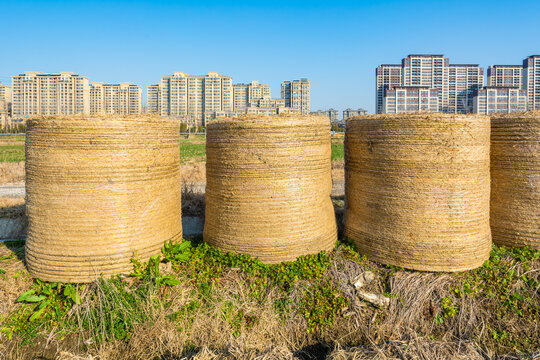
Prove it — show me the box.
[345,113,492,272]
[25,115,182,283]
[204,114,337,263]
[490,112,539,249]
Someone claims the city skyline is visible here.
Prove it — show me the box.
[1,0,539,114]
[4,52,539,117]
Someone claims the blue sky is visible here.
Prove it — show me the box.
[1,0,539,113]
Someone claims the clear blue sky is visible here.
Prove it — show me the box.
[1,0,539,114]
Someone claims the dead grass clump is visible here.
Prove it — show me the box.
[0,197,25,218]
[328,339,487,360]
[182,184,205,218]
[0,241,31,324]
[0,162,25,184]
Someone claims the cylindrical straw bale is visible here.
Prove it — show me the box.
[345,113,491,272]
[490,112,539,248]
[25,115,182,282]
[204,115,337,263]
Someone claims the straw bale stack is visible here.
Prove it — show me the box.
[25,115,182,282]
[491,112,539,248]
[345,113,491,272]
[204,115,336,263]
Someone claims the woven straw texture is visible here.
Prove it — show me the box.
[345,113,492,272]
[25,115,182,283]
[490,112,539,249]
[204,115,337,263]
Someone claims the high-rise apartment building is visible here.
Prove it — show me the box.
[383,86,439,113]
[343,108,368,120]
[158,72,233,125]
[523,55,540,110]
[0,82,11,104]
[11,72,90,118]
[402,54,450,112]
[281,79,310,114]
[0,82,11,123]
[90,82,142,115]
[311,109,339,122]
[375,64,402,114]
[249,97,285,109]
[378,55,485,114]
[487,65,523,88]
[448,64,484,113]
[233,80,271,113]
[147,85,160,114]
[473,86,527,114]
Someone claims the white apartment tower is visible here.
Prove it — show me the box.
[523,55,540,110]
[281,79,310,114]
[147,85,160,114]
[233,80,271,113]
[487,65,523,88]
[0,82,11,104]
[311,109,339,122]
[90,82,142,115]
[0,82,11,122]
[158,72,233,125]
[343,108,368,120]
[383,86,439,113]
[473,87,528,114]
[448,64,484,113]
[375,64,402,114]
[11,72,90,118]
[402,55,450,112]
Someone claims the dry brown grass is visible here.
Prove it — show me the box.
[0,162,25,184]
[0,197,25,218]
[181,162,206,184]
[332,160,344,182]
[1,246,539,359]
[0,242,31,320]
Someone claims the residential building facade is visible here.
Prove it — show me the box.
[0,83,11,123]
[11,72,90,118]
[376,64,402,114]
[473,86,527,114]
[382,86,439,113]
[343,108,368,120]
[281,79,310,114]
[233,80,271,113]
[523,55,540,110]
[448,64,484,113]
[90,82,142,115]
[311,109,339,122]
[401,54,449,112]
[487,65,523,88]
[0,82,11,104]
[158,72,233,125]
[377,55,488,114]
[147,85,160,114]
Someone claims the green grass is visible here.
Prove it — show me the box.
[0,144,25,162]
[331,142,344,161]
[180,142,206,164]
